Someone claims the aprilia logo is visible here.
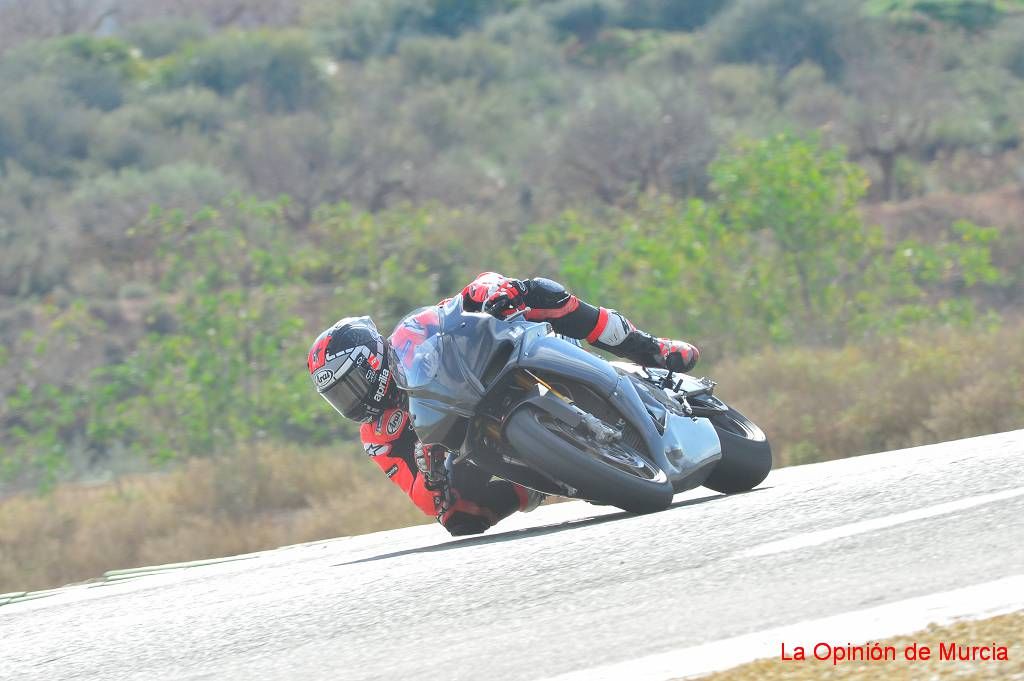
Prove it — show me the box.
[373,368,390,402]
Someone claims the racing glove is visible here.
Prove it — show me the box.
[462,272,529,318]
[482,278,529,318]
[414,442,449,489]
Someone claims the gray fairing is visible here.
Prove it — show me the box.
[515,331,686,482]
[396,301,722,491]
[613,363,723,491]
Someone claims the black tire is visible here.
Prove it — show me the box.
[703,407,772,494]
[505,406,674,514]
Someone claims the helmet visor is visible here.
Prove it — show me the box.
[320,366,375,420]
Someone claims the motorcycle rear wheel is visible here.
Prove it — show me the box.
[505,406,674,514]
[703,407,772,494]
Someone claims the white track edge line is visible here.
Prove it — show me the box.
[740,486,1024,558]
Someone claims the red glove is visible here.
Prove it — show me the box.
[462,273,529,318]
[414,442,448,489]
[483,279,528,318]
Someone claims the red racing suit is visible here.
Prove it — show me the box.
[361,273,698,536]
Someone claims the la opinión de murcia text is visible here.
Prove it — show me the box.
[780,641,1010,665]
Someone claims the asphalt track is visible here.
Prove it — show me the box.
[3,429,1023,681]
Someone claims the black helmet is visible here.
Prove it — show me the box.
[307,316,397,422]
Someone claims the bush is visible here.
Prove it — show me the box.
[865,0,1008,32]
[124,19,210,58]
[68,163,244,268]
[1005,35,1024,79]
[618,0,731,32]
[0,36,143,111]
[161,32,331,112]
[314,0,521,60]
[398,36,513,87]
[299,202,482,324]
[544,0,623,41]
[707,64,778,119]
[48,36,143,110]
[0,78,95,179]
[710,0,854,78]
[225,113,339,223]
[142,88,233,135]
[0,166,71,296]
[551,79,716,205]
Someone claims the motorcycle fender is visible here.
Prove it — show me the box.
[611,374,680,477]
[662,415,722,492]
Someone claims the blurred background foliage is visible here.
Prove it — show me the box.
[1,0,1023,590]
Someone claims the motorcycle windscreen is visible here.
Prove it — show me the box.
[389,308,484,444]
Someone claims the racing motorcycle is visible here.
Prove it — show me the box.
[389,297,772,514]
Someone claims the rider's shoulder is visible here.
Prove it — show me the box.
[360,407,410,443]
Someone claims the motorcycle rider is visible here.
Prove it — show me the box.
[307,272,699,536]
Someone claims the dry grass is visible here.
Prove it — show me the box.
[0,446,428,593]
[712,320,1024,466]
[700,611,1024,681]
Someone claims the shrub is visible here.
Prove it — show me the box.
[300,202,481,324]
[161,32,330,112]
[618,0,731,32]
[0,77,95,179]
[0,166,71,296]
[67,163,244,268]
[398,36,513,87]
[544,0,623,41]
[551,79,716,205]
[1005,35,1024,79]
[48,36,143,110]
[710,0,855,78]
[124,19,210,58]
[865,0,1009,32]
[707,63,778,119]
[141,88,233,135]
[0,36,142,111]
[314,0,521,60]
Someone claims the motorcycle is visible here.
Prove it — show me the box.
[389,296,772,514]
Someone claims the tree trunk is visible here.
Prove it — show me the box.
[877,151,896,202]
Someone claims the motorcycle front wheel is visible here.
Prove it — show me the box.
[504,406,674,514]
[702,406,772,494]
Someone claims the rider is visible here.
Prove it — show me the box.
[307,272,699,536]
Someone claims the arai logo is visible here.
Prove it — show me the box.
[314,369,333,388]
[386,410,404,435]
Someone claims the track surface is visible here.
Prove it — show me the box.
[3,430,1023,680]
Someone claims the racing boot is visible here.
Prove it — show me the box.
[653,337,700,373]
[588,308,699,373]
